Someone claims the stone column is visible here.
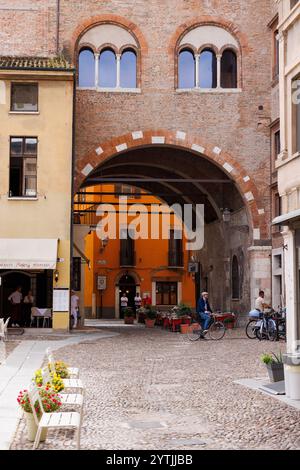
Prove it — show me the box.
[195,54,200,88]
[282,227,300,353]
[94,53,100,87]
[216,54,222,89]
[248,245,272,309]
[116,53,121,88]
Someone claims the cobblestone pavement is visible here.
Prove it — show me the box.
[10,327,300,450]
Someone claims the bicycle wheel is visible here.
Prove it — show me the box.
[255,325,268,341]
[208,321,226,340]
[246,320,258,339]
[187,325,202,342]
[267,319,277,342]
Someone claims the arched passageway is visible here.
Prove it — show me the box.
[73,137,270,321]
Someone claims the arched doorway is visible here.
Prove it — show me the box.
[118,274,137,318]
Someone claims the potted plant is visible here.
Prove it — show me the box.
[17,386,62,441]
[123,307,135,324]
[145,306,157,328]
[48,360,70,378]
[223,313,236,330]
[260,352,284,383]
[35,369,65,392]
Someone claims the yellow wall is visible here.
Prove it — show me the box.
[0,71,74,330]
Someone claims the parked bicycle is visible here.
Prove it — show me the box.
[187,313,226,341]
[245,307,286,341]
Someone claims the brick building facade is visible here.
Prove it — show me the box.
[0,1,276,318]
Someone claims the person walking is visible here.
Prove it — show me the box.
[71,291,80,328]
[197,291,213,336]
[8,286,23,327]
[23,290,34,327]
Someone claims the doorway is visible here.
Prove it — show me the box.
[118,274,136,318]
[0,271,31,319]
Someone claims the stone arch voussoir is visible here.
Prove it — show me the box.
[75,129,267,239]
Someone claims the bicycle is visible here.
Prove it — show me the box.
[187,313,226,341]
[255,310,277,341]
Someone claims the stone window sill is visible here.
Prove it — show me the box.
[176,88,242,94]
[9,111,39,115]
[7,197,38,201]
[77,87,141,93]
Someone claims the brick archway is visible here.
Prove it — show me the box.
[75,129,267,239]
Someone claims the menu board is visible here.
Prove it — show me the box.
[53,289,70,312]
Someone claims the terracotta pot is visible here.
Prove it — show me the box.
[24,412,47,442]
[180,324,191,334]
[145,319,156,328]
[225,321,235,329]
[124,317,135,324]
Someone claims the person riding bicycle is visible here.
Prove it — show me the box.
[197,292,213,336]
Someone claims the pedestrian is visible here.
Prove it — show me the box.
[197,291,213,336]
[120,292,128,317]
[71,291,80,328]
[8,286,22,327]
[23,290,34,327]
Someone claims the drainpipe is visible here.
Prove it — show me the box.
[69,70,76,330]
[56,0,60,55]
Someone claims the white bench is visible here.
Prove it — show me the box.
[28,384,82,450]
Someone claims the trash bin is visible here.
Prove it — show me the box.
[283,353,300,400]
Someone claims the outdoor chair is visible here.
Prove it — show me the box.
[28,384,81,450]
[46,347,79,378]
[0,318,10,341]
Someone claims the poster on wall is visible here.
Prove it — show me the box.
[97,276,107,290]
[53,288,70,312]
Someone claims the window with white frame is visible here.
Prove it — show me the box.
[177,25,239,90]
[78,24,139,90]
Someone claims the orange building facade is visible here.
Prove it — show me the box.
[76,184,196,318]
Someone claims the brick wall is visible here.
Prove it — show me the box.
[0,0,274,240]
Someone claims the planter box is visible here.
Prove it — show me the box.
[24,412,47,442]
[145,319,156,328]
[266,363,284,383]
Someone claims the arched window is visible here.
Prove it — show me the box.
[199,49,217,88]
[232,255,240,299]
[178,49,195,89]
[221,50,237,88]
[99,49,117,88]
[120,49,137,88]
[78,48,95,87]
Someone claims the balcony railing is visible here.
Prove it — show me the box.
[168,250,184,267]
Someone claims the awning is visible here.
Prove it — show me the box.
[0,239,58,270]
[272,208,300,226]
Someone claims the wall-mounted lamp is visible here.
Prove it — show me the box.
[222,208,232,223]
[221,207,249,233]
[100,236,109,253]
[54,270,59,283]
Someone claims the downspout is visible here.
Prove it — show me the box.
[69,70,76,330]
[56,0,60,55]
